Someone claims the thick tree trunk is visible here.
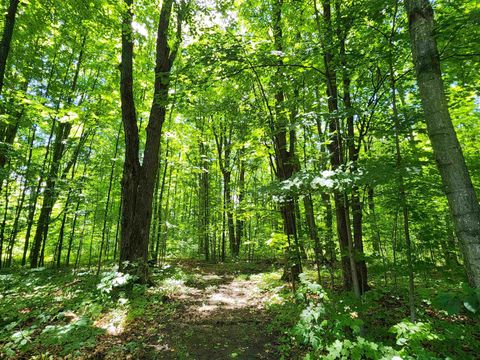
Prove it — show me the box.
[30,123,71,267]
[405,0,480,288]
[119,0,180,282]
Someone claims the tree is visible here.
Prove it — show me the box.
[119,0,184,282]
[0,0,21,188]
[405,0,480,288]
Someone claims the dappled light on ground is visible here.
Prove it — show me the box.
[94,308,127,336]
[91,263,279,359]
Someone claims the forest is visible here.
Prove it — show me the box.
[0,0,479,358]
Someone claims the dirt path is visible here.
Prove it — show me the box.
[93,263,280,360]
[158,274,278,359]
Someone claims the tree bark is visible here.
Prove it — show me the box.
[405,0,480,288]
[0,0,19,95]
[119,0,182,282]
[0,0,21,184]
[314,0,353,290]
[272,0,302,281]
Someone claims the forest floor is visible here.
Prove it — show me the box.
[92,261,281,359]
[2,260,479,359]
[0,260,287,359]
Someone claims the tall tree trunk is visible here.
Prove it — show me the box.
[272,0,302,282]
[0,0,19,96]
[0,162,11,268]
[97,125,121,274]
[0,0,20,186]
[30,38,87,268]
[153,140,169,262]
[22,119,57,266]
[336,4,369,292]
[321,192,336,286]
[391,49,416,322]
[235,158,245,257]
[5,125,35,266]
[390,0,416,320]
[304,193,323,283]
[198,140,210,261]
[405,0,480,288]
[119,0,182,282]
[315,0,353,290]
[226,172,236,257]
[214,125,236,257]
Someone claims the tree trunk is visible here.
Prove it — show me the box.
[5,126,35,267]
[65,137,94,266]
[22,119,57,266]
[97,125,121,274]
[314,0,354,291]
[119,0,181,282]
[0,0,21,185]
[214,125,236,257]
[338,10,369,291]
[405,0,480,288]
[0,163,11,268]
[30,38,87,268]
[304,193,323,283]
[391,47,416,322]
[153,140,169,262]
[0,0,19,95]
[235,158,245,257]
[272,0,302,282]
[198,140,210,261]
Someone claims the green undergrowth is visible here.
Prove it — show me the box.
[2,261,478,359]
[0,261,277,358]
[260,267,480,360]
[0,263,188,358]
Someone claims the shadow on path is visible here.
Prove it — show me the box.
[92,263,280,360]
